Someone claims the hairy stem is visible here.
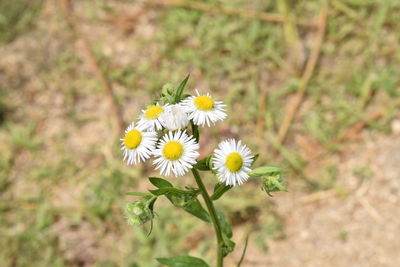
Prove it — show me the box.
[192,168,224,267]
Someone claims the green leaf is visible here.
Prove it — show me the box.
[191,121,199,142]
[181,93,191,99]
[248,166,281,177]
[251,154,259,166]
[161,190,210,222]
[215,209,235,256]
[126,192,152,197]
[221,233,235,256]
[149,187,193,196]
[157,255,209,267]
[194,156,212,171]
[181,198,210,222]
[149,177,173,188]
[147,196,157,211]
[174,74,190,103]
[211,183,233,200]
[216,209,232,238]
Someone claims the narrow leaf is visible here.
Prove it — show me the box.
[251,153,259,166]
[149,177,173,188]
[149,187,177,196]
[163,191,210,223]
[216,209,232,238]
[149,187,194,196]
[126,192,152,197]
[157,255,209,267]
[191,121,199,142]
[249,166,281,177]
[182,198,210,222]
[211,183,233,200]
[174,74,190,103]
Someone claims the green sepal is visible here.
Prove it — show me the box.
[157,255,209,267]
[211,183,233,200]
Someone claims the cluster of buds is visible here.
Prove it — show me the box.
[124,201,154,225]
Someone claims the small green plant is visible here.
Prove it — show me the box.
[121,75,286,266]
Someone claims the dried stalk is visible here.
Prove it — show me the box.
[60,0,125,133]
[142,0,315,27]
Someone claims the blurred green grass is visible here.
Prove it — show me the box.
[0,0,399,266]
[0,0,43,43]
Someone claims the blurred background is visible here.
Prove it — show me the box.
[0,0,399,266]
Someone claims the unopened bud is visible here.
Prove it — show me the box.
[261,173,287,196]
[249,166,286,196]
[161,84,174,96]
[125,201,153,225]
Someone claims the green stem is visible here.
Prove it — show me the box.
[191,168,224,267]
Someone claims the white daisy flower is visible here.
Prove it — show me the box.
[121,122,157,165]
[138,103,169,131]
[182,90,227,127]
[160,103,189,131]
[153,130,200,177]
[213,139,253,186]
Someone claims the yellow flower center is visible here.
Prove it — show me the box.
[124,129,142,149]
[163,141,184,160]
[225,152,243,172]
[194,96,214,111]
[145,105,164,120]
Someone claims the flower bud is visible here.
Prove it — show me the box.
[261,172,287,196]
[161,84,174,96]
[160,104,189,131]
[124,201,154,225]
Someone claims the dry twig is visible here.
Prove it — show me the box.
[277,0,328,144]
[300,188,338,204]
[141,0,315,27]
[60,0,125,133]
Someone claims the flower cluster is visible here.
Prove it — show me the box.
[121,85,254,186]
[122,77,285,267]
